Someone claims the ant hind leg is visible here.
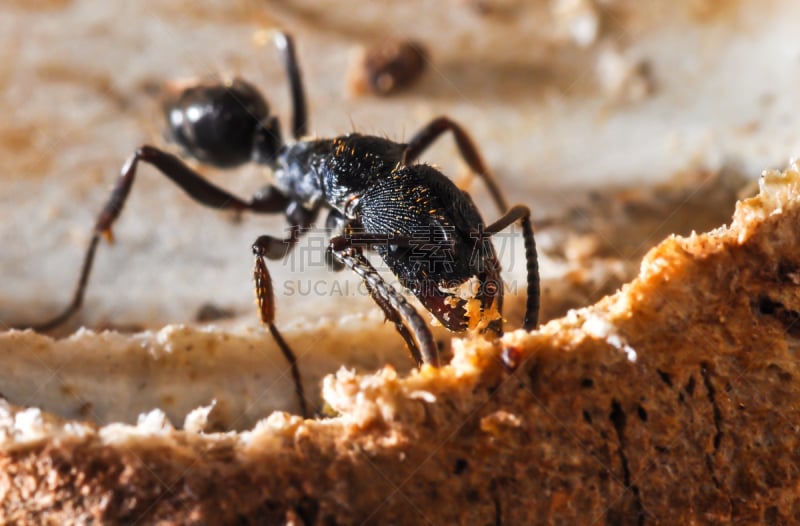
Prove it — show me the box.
[273,32,309,140]
[21,145,290,332]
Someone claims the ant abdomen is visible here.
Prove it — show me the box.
[165,79,282,168]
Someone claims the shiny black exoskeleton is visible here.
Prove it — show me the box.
[26,33,540,417]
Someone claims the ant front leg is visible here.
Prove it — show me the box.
[328,236,439,367]
[26,145,290,332]
[405,117,541,330]
[480,205,540,330]
[402,116,509,213]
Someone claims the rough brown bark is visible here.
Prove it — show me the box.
[3,167,800,524]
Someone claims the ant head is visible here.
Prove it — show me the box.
[164,78,283,168]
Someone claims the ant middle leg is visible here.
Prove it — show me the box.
[251,221,427,416]
[401,116,509,213]
[27,145,291,332]
[253,235,309,418]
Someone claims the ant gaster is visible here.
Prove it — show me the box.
[24,33,540,418]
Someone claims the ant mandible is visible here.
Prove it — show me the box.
[25,32,540,418]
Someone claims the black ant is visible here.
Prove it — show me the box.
[22,32,540,418]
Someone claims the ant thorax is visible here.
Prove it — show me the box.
[272,140,330,211]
